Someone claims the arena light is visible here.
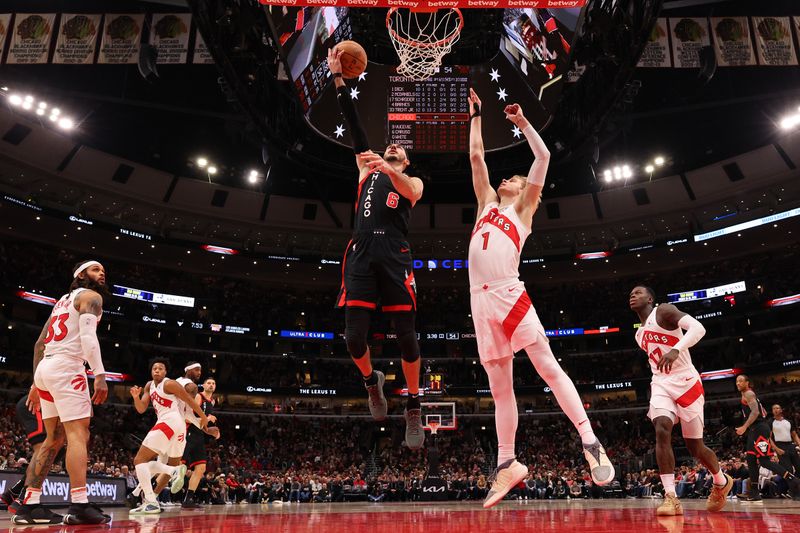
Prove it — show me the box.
[207,165,218,175]
[51,107,60,116]
[622,165,632,178]
[248,169,259,184]
[196,157,208,168]
[654,156,665,166]
[35,108,45,116]
[57,117,74,130]
[603,169,612,183]
[613,166,622,180]
[645,164,655,173]
[22,100,32,110]
[780,112,800,131]
[8,94,22,106]
[38,101,47,109]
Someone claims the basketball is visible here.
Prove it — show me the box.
[335,40,367,79]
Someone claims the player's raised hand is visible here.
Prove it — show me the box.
[469,88,482,117]
[327,47,343,76]
[504,104,530,129]
[130,385,142,398]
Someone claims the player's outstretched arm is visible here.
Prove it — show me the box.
[75,289,107,404]
[130,382,151,414]
[328,47,370,174]
[468,89,497,214]
[506,104,550,224]
[165,380,208,429]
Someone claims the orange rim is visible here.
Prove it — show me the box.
[386,8,464,50]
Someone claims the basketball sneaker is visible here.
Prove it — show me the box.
[365,371,388,421]
[130,501,162,515]
[656,493,683,516]
[170,464,188,494]
[404,408,425,450]
[62,503,112,524]
[11,504,63,525]
[582,440,615,486]
[706,473,733,512]
[483,459,529,509]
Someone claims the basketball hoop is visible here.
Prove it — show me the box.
[386,8,464,81]
[427,420,441,436]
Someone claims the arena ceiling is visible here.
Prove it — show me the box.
[0,0,798,206]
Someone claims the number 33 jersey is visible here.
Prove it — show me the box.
[43,288,103,363]
[468,203,531,287]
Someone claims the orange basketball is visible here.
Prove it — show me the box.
[335,40,368,79]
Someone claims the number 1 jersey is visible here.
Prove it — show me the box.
[468,203,531,286]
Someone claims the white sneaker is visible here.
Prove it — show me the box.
[483,459,529,509]
[130,501,161,515]
[170,464,188,494]
[583,440,615,486]
[225,501,233,505]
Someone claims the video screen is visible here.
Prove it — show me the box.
[500,7,582,113]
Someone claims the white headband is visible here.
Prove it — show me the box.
[73,261,101,279]
[185,363,201,372]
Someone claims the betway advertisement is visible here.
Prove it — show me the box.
[0,472,125,505]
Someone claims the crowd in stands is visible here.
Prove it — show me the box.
[1,389,799,504]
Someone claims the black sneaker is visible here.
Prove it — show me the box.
[11,504,63,525]
[182,500,202,509]
[8,497,22,515]
[126,491,142,509]
[743,494,762,503]
[62,502,112,525]
[0,488,16,507]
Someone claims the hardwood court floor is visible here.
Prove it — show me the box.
[3,499,800,532]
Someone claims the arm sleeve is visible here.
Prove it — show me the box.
[522,125,550,187]
[78,313,105,376]
[336,85,370,153]
[672,314,706,352]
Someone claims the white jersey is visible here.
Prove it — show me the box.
[635,307,697,378]
[42,288,102,362]
[468,203,531,286]
[175,377,200,426]
[150,378,184,420]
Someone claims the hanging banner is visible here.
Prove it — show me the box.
[6,13,56,64]
[150,13,191,64]
[638,18,671,67]
[753,16,797,66]
[711,16,756,67]
[53,14,101,64]
[669,17,710,68]
[192,29,214,64]
[0,14,11,59]
[98,13,144,64]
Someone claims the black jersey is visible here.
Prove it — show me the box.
[741,392,767,422]
[354,170,412,237]
[187,393,216,437]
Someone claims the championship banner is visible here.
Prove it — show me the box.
[637,18,671,67]
[711,16,756,67]
[256,0,587,8]
[6,13,56,64]
[150,13,192,64]
[753,16,797,66]
[0,14,11,59]
[192,29,214,64]
[53,14,101,64]
[669,17,710,68]
[98,13,144,64]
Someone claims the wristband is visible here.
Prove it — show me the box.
[333,73,343,78]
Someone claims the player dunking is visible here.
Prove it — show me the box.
[735,374,799,501]
[128,359,208,514]
[328,46,424,449]
[15,261,112,525]
[467,90,613,509]
[629,286,733,515]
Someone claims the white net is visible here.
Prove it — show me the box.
[386,8,464,82]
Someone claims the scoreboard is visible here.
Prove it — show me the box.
[387,66,470,152]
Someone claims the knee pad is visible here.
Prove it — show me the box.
[393,314,420,363]
[345,308,371,358]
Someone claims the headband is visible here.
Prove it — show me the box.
[185,363,201,372]
[73,261,101,279]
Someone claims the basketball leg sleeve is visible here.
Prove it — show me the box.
[135,463,158,503]
[393,313,420,363]
[483,357,517,467]
[525,343,596,445]
[345,307,371,359]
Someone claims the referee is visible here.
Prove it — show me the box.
[770,404,800,475]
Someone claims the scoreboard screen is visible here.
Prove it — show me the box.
[387,66,470,153]
[667,281,746,304]
[113,285,195,308]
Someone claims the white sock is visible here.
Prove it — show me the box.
[148,461,176,476]
[23,488,41,505]
[577,419,597,446]
[483,359,518,468]
[133,485,142,497]
[660,474,676,496]
[135,463,158,503]
[711,469,726,486]
[71,486,88,504]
